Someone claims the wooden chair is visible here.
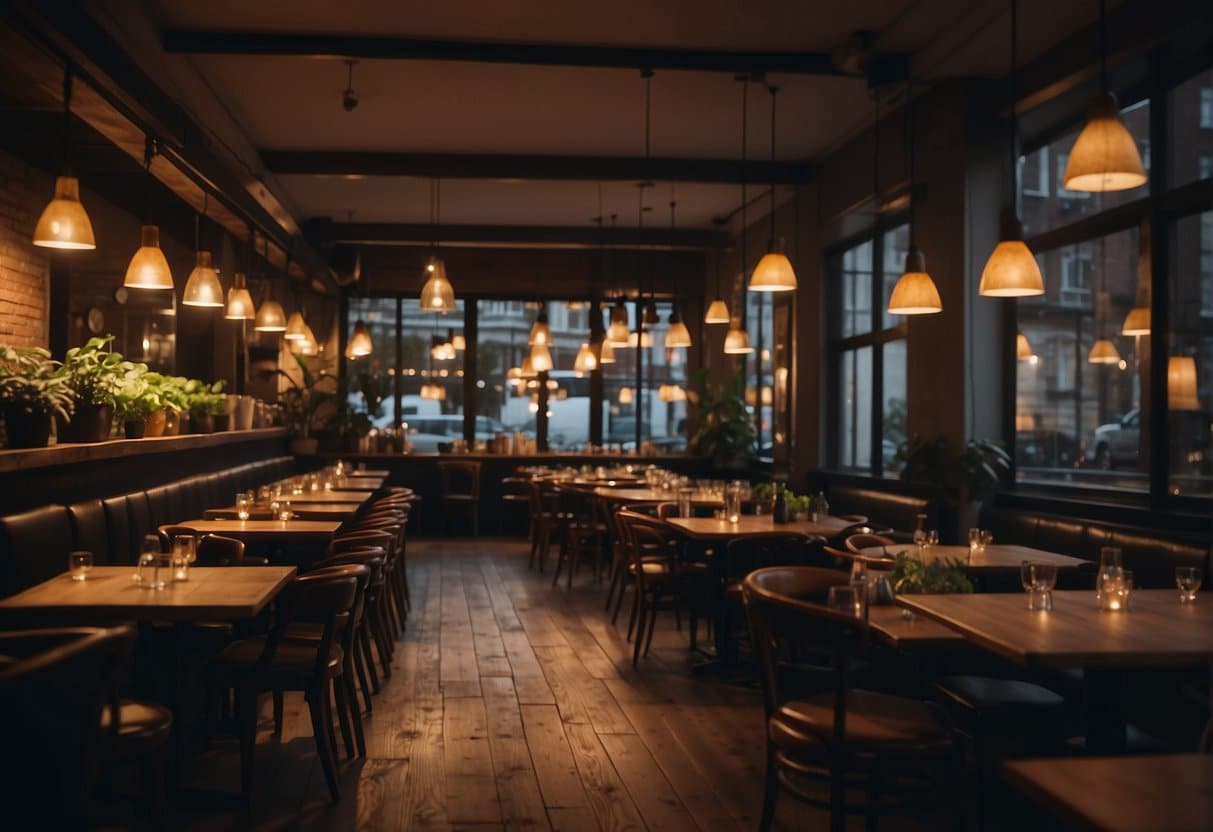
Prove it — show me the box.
[437,460,482,536]
[551,486,608,590]
[743,566,959,831]
[331,532,397,676]
[717,533,819,662]
[603,502,660,623]
[500,476,532,536]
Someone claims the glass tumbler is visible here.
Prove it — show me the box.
[236,492,252,521]
[1175,567,1202,602]
[677,488,693,519]
[69,550,93,581]
[827,585,863,619]
[724,484,742,524]
[1029,562,1058,611]
[171,535,195,581]
[1096,547,1123,602]
[135,535,168,589]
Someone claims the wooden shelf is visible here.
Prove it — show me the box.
[0,428,289,474]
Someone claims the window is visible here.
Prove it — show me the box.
[475,299,536,447]
[345,297,399,431]
[1020,146,1050,197]
[828,223,909,477]
[1170,70,1213,186]
[1200,87,1213,129]
[745,290,775,455]
[1169,211,1213,497]
[1058,245,1095,307]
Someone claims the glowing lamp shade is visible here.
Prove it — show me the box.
[887,248,942,315]
[295,324,319,356]
[665,316,692,349]
[573,343,598,374]
[627,330,654,349]
[452,334,466,351]
[1063,94,1147,193]
[254,299,287,332]
[33,176,95,250]
[1087,338,1121,365]
[283,311,308,340]
[618,387,634,405]
[528,313,551,346]
[606,320,631,347]
[123,225,174,290]
[520,355,536,377]
[1167,356,1199,411]
[529,343,553,373]
[979,240,1044,297]
[420,256,456,312]
[182,251,224,307]
[598,339,616,365]
[1016,332,1039,364]
[749,250,797,292]
[347,320,374,358]
[1121,307,1150,336]
[225,273,256,320]
[704,298,730,324]
[723,318,754,355]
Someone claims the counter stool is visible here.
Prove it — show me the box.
[437,460,482,537]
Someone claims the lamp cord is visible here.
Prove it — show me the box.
[61,66,72,171]
[739,75,749,303]
[1098,0,1108,92]
[873,90,880,206]
[768,84,778,245]
[907,78,916,248]
[1010,0,1020,211]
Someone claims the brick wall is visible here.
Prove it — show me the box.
[0,150,50,348]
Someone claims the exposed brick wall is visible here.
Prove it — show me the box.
[0,150,50,348]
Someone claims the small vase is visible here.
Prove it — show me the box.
[124,418,147,439]
[234,396,256,430]
[2,407,52,448]
[144,408,168,437]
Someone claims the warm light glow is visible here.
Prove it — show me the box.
[1121,307,1150,336]
[182,251,224,307]
[225,273,256,320]
[33,176,95,250]
[598,339,616,365]
[419,383,447,401]
[723,318,754,355]
[665,318,692,349]
[452,334,466,351]
[431,340,456,361]
[979,240,1044,297]
[749,250,798,292]
[420,256,456,312]
[705,298,730,324]
[254,297,287,332]
[347,320,374,358]
[1016,332,1038,363]
[618,387,633,405]
[626,330,654,349]
[295,324,319,356]
[1168,356,1199,411]
[529,343,553,373]
[1087,338,1121,364]
[887,248,942,315]
[123,225,174,290]
[528,311,551,346]
[606,320,631,347]
[284,311,308,340]
[658,384,687,402]
[573,343,598,374]
[1063,93,1147,192]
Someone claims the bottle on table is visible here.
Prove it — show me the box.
[812,491,828,523]
[773,482,788,524]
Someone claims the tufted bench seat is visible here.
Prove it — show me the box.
[825,485,938,535]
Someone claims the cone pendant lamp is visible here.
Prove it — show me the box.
[1087,338,1121,364]
[284,311,308,340]
[573,343,598,374]
[225,273,256,320]
[420,256,456,312]
[598,338,617,365]
[346,320,373,358]
[750,85,797,292]
[124,225,175,290]
[182,251,224,307]
[34,70,95,251]
[1167,356,1199,411]
[887,78,941,315]
[705,298,730,324]
[723,317,754,355]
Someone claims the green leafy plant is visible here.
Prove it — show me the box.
[895,435,1011,505]
[57,336,126,408]
[890,552,974,595]
[185,379,227,418]
[267,353,336,439]
[0,346,74,420]
[113,362,164,421]
[786,493,811,515]
[686,368,756,471]
[145,374,189,413]
[751,482,774,500]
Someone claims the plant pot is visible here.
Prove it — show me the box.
[213,413,231,432]
[290,437,319,456]
[124,418,146,439]
[2,407,52,449]
[234,396,256,430]
[192,413,215,434]
[144,408,168,437]
[164,409,180,436]
[178,413,191,434]
[57,403,114,444]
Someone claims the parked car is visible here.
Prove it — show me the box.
[1016,429,1081,469]
[1089,409,1140,469]
[401,414,508,452]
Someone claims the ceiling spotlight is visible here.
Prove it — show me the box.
[342,60,360,112]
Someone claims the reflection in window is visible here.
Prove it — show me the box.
[401,299,464,451]
[345,298,398,432]
[475,300,536,446]
[1169,211,1213,497]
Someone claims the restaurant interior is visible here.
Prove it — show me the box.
[0,0,1210,829]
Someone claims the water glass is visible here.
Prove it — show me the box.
[677,488,693,518]
[236,492,252,521]
[277,499,292,522]
[968,527,983,559]
[135,535,168,590]
[1175,567,1202,602]
[1096,547,1123,603]
[827,585,863,619]
[1029,562,1058,611]
[724,484,742,524]
[68,550,93,581]
[1098,567,1131,611]
[171,535,196,581]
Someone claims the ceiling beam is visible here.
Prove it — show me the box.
[262,150,810,185]
[161,30,856,76]
[310,220,727,250]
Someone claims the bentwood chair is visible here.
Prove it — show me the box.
[437,460,482,536]
[743,567,960,832]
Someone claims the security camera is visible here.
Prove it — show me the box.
[342,88,359,112]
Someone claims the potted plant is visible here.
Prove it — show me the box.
[895,435,1012,542]
[890,552,974,595]
[56,336,126,443]
[686,368,756,474]
[113,362,164,439]
[0,346,74,448]
[154,375,191,436]
[187,379,227,434]
[267,352,336,455]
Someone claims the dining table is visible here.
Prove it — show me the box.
[1002,754,1213,832]
[592,487,724,505]
[855,543,1089,573]
[204,502,361,522]
[665,513,855,540]
[273,489,369,504]
[898,590,1213,751]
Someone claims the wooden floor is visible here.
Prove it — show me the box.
[171,539,937,831]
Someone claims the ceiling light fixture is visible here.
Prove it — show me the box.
[727,75,756,350]
[420,178,457,312]
[529,343,553,373]
[123,137,174,291]
[705,219,730,324]
[618,387,634,405]
[528,303,551,346]
[1062,0,1147,192]
[979,0,1045,298]
[254,279,287,332]
[346,320,373,358]
[607,299,630,346]
[33,66,95,251]
[225,272,256,320]
[1167,355,1199,411]
[724,317,754,355]
[1122,220,1151,335]
[750,83,797,292]
[665,308,692,349]
[341,59,360,112]
[574,342,598,375]
[183,193,224,307]
[284,311,309,340]
[598,338,617,365]
[1016,332,1038,363]
[1087,338,1121,365]
[888,79,942,315]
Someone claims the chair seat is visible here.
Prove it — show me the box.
[211,636,342,682]
[771,690,952,755]
[933,675,1065,717]
[103,699,173,757]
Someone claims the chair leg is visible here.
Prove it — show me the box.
[759,745,779,832]
[306,686,341,803]
[632,592,647,667]
[360,625,381,694]
[625,582,640,641]
[644,605,659,657]
[353,632,374,713]
[141,747,169,831]
[235,685,258,800]
[342,665,367,757]
[332,677,356,759]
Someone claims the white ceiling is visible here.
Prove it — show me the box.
[96,0,1109,233]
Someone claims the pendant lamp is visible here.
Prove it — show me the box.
[420,256,456,313]
[1062,0,1147,192]
[573,343,598,374]
[618,387,634,405]
[529,343,553,373]
[182,251,224,307]
[347,320,373,358]
[529,305,551,346]
[1167,356,1199,411]
[1088,338,1121,364]
[979,0,1044,297]
[1121,306,1150,336]
[627,330,654,349]
[1016,332,1038,363]
[225,273,256,320]
[452,334,466,351]
[750,85,797,292]
[284,311,308,340]
[598,338,617,365]
[705,298,730,325]
[295,324,319,356]
[34,68,96,251]
[724,317,754,355]
[1122,221,1152,335]
[520,355,537,377]
[607,299,631,346]
[665,308,692,348]
[887,80,942,316]
[124,225,175,290]
[254,288,287,332]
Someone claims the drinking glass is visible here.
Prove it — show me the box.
[135,535,168,589]
[926,530,940,546]
[171,535,195,581]
[1098,567,1129,611]
[677,488,693,519]
[277,499,292,522]
[256,485,271,505]
[1020,561,1034,593]
[1096,547,1123,601]
[236,492,252,521]
[1176,567,1202,602]
[827,585,864,619]
[1030,562,1058,611]
[68,550,93,581]
[724,484,742,524]
[968,527,983,559]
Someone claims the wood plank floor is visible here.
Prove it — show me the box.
[172,539,942,831]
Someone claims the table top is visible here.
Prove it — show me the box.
[594,487,723,504]
[866,606,966,649]
[1003,754,1213,832]
[274,490,368,504]
[0,566,295,623]
[898,591,1213,668]
[345,468,389,476]
[179,518,342,538]
[205,503,359,520]
[856,543,1088,572]
[665,514,853,540]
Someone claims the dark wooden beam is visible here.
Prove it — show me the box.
[161,30,855,76]
[262,150,810,185]
[310,220,726,250]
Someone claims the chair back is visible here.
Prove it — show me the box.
[305,563,370,644]
[724,532,814,584]
[268,571,360,679]
[196,534,248,566]
[843,532,895,554]
[438,460,482,498]
[332,529,395,556]
[157,524,199,550]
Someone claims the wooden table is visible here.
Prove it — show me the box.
[273,490,368,504]
[179,518,341,539]
[856,543,1088,573]
[665,514,854,540]
[594,487,722,504]
[1003,754,1213,832]
[204,503,360,521]
[866,605,966,649]
[346,468,390,477]
[0,565,295,624]
[898,591,1213,750]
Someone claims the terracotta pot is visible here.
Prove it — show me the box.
[2,407,53,449]
[192,413,215,434]
[164,409,180,436]
[144,408,167,437]
[124,418,146,439]
[57,403,114,443]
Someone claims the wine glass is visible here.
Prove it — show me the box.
[1176,567,1202,603]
